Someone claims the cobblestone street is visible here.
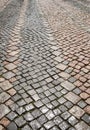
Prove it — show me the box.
[0,0,90,129]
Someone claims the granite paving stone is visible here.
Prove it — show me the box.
[7,112,17,120]
[84,106,90,114]
[75,121,90,130]
[15,117,26,127]
[56,63,67,70]
[65,92,81,104]
[38,115,47,125]
[24,112,34,121]
[5,63,17,70]
[0,80,12,90]
[61,81,75,91]
[0,92,10,103]
[69,106,85,119]
[59,72,70,79]
[61,111,71,120]
[3,72,15,79]
[59,121,70,130]
[0,117,10,127]
[46,110,55,120]
[53,116,63,125]
[44,121,55,129]
[7,122,17,130]
[81,114,90,124]
[68,116,78,125]
[0,104,10,119]
[30,120,41,130]
[21,125,31,130]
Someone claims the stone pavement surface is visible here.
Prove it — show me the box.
[0,0,90,129]
[0,0,11,12]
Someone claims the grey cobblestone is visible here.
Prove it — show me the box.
[15,117,26,127]
[7,122,17,130]
[59,121,70,130]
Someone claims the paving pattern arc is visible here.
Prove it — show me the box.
[0,0,90,129]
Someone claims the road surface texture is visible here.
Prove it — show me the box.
[0,0,90,129]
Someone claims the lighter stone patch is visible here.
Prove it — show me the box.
[53,51,61,56]
[61,81,75,90]
[59,72,70,79]
[75,121,90,130]
[69,106,85,119]
[9,50,19,56]
[0,78,5,82]
[5,63,17,70]
[56,63,67,70]
[0,80,12,90]
[64,92,81,104]
[54,56,64,62]
[51,46,58,50]
[0,104,10,119]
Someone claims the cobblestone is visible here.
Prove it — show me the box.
[30,120,41,130]
[24,112,34,121]
[0,92,10,103]
[68,116,78,125]
[7,112,17,120]
[75,121,90,130]
[44,121,55,129]
[69,106,85,119]
[0,104,10,119]
[0,80,12,90]
[0,117,10,127]
[0,0,90,129]
[59,121,70,130]
[7,122,17,130]
[15,117,26,127]
[65,92,81,104]
[61,81,75,91]
[81,114,90,124]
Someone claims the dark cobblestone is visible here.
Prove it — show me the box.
[81,114,90,124]
[7,122,17,130]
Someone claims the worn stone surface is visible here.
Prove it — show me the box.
[7,122,17,130]
[5,63,17,70]
[0,0,90,129]
[0,117,10,127]
[0,92,10,103]
[75,121,90,130]
[59,72,70,79]
[56,63,67,70]
[69,106,85,119]
[61,81,75,91]
[0,105,10,119]
[3,72,15,79]
[65,92,81,104]
[0,80,12,90]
